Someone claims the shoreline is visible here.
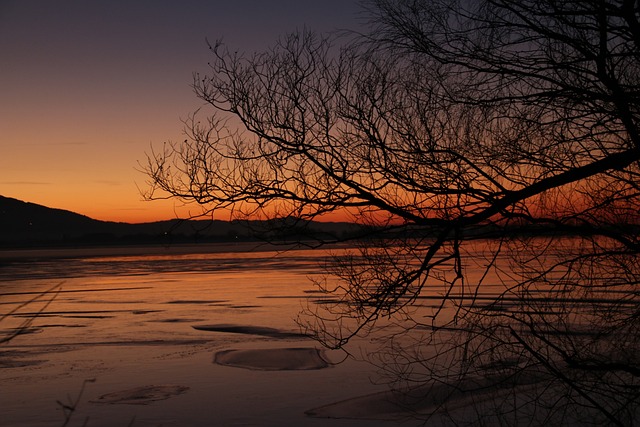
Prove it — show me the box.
[0,241,343,262]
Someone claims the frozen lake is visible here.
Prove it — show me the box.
[3,238,627,426]
[0,243,403,427]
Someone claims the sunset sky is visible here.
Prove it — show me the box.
[0,0,363,223]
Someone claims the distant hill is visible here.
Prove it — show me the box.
[0,196,361,248]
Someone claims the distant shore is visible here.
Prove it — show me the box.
[0,241,331,261]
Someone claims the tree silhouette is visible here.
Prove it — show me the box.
[144,0,640,424]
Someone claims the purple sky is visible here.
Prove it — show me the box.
[0,0,364,222]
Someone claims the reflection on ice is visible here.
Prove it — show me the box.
[0,244,396,427]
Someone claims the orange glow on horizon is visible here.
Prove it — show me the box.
[1,189,358,225]
[0,1,364,228]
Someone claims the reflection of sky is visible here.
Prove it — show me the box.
[0,0,363,223]
[0,247,387,426]
[0,246,335,281]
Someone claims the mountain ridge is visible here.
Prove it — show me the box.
[0,195,359,248]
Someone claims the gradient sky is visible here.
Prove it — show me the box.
[0,0,364,223]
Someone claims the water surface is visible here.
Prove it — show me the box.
[1,243,394,427]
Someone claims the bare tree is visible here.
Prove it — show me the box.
[144,0,640,424]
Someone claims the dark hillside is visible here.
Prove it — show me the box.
[0,196,361,248]
[0,195,111,244]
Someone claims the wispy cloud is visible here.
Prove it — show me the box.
[0,181,51,185]
[17,141,89,147]
[93,180,123,187]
